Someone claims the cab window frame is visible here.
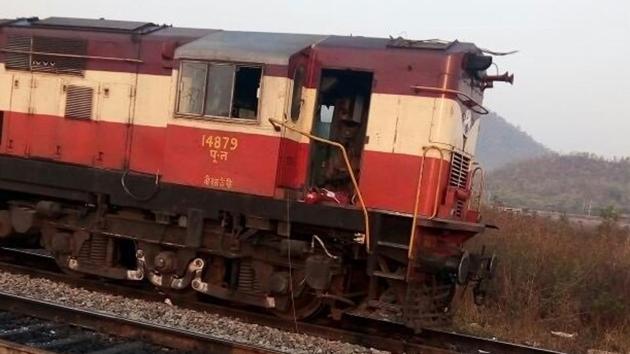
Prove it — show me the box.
[175,60,264,124]
[290,65,306,121]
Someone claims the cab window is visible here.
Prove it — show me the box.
[177,61,262,120]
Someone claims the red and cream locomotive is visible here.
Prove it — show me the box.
[0,17,512,330]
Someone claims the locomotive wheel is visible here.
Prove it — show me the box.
[271,289,324,320]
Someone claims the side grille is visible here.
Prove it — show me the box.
[449,152,471,189]
[237,260,263,295]
[32,36,87,75]
[64,85,94,119]
[453,200,465,217]
[5,35,31,70]
[3,35,87,76]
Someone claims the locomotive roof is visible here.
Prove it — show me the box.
[174,31,327,65]
[0,17,480,65]
[34,17,159,33]
[1,17,165,34]
[175,31,474,65]
[0,19,19,26]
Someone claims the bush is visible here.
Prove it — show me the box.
[453,208,630,353]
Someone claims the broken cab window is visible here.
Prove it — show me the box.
[177,61,262,121]
[232,66,262,119]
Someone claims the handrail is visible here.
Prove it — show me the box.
[408,146,445,259]
[0,49,144,63]
[411,85,489,115]
[468,166,485,213]
[268,118,371,253]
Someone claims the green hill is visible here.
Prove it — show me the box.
[476,112,552,170]
[486,153,630,214]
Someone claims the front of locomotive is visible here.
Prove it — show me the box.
[356,40,513,330]
[410,45,513,328]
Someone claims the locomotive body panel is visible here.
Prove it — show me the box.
[164,71,293,196]
[0,24,485,216]
[162,125,281,195]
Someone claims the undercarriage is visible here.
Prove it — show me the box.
[0,192,495,332]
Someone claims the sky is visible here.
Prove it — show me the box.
[4,0,630,157]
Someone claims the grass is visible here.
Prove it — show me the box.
[452,208,630,353]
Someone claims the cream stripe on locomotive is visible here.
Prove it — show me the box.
[293,90,473,159]
[0,63,172,126]
[364,93,470,159]
[246,87,474,159]
[279,87,472,159]
[0,63,312,141]
[0,64,295,134]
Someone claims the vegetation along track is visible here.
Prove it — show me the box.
[0,247,565,354]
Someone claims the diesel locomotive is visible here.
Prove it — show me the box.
[0,17,512,330]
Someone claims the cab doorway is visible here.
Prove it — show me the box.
[308,69,373,202]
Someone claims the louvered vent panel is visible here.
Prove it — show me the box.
[449,152,471,189]
[32,36,87,76]
[5,35,31,70]
[454,200,465,217]
[65,85,94,119]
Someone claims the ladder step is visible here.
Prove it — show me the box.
[373,271,406,280]
[376,241,409,250]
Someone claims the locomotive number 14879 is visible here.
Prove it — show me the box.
[201,135,239,151]
[201,134,239,164]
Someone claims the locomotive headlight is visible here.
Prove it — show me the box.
[464,53,493,72]
[463,53,493,80]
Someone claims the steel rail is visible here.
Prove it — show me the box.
[421,328,566,354]
[0,253,446,354]
[0,338,52,354]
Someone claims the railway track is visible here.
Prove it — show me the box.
[0,337,51,354]
[0,292,283,354]
[0,247,565,354]
[0,302,179,354]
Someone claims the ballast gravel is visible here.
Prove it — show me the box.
[0,270,388,354]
